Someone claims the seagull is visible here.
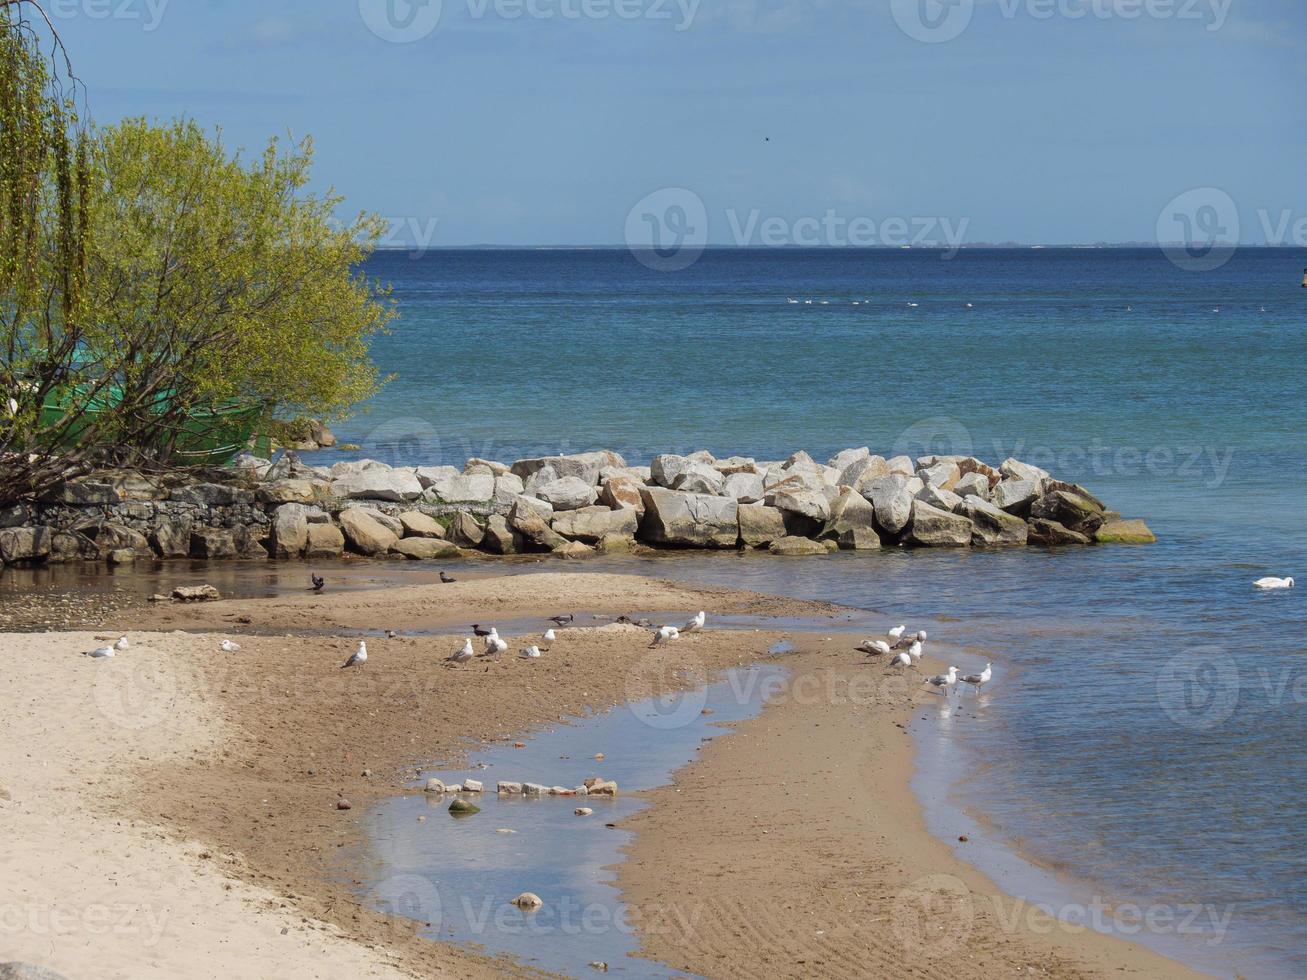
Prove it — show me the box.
[1254,577,1295,590]
[887,649,914,669]
[965,302,974,309]
[888,625,907,644]
[906,640,924,663]
[961,663,992,694]
[548,614,574,627]
[787,298,799,304]
[541,628,556,650]
[439,572,456,584]
[447,638,474,665]
[219,640,242,652]
[650,626,680,648]
[472,624,494,637]
[341,641,368,669]
[519,645,542,660]
[924,666,959,697]
[484,636,509,658]
[114,637,130,651]
[84,646,115,659]
[858,639,892,656]
[310,574,325,593]
[682,611,706,633]
[907,302,919,308]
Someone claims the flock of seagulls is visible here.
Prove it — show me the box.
[857,623,991,701]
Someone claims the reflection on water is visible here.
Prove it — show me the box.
[356,664,785,978]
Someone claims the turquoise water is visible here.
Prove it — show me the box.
[325,247,1307,978]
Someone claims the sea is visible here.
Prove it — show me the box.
[322,246,1307,978]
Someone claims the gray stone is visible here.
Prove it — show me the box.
[331,469,423,503]
[1030,489,1104,531]
[993,479,1042,514]
[553,540,596,559]
[98,522,152,556]
[337,509,400,555]
[170,482,249,507]
[482,514,519,554]
[638,487,739,548]
[392,538,459,560]
[822,489,881,550]
[1094,519,1157,544]
[272,504,310,559]
[535,476,599,511]
[917,483,965,514]
[522,465,560,495]
[886,455,916,475]
[256,479,322,505]
[511,452,624,486]
[330,459,390,477]
[464,458,511,477]
[509,500,568,551]
[422,473,495,506]
[305,523,346,558]
[0,527,52,564]
[722,472,765,503]
[49,530,99,563]
[171,584,221,602]
[552,507,639,543]
[963,498,1029,547]
[827,447,870,471]
[509,494,554,524]
[712,456,758,475]
[863,475,916,536]
[399,511,446,538]
[494,473,526,497]
[769,487,831,523]
[42,479,120,505]
[1000,458,1050,483]
[649,454,692,489]
[838,455,890,490]
[190,528,238,559]
[738,504,788,548]
[768,536,828,556]
[449,512,485,548]
[0,963,73,980]
[414,465,460,488]
[1027,518,1091,547]
[918,459,961,489]
[906,501,974,548]
[670,463,726,496]
[599,475,646,513]
[954,472,991,499]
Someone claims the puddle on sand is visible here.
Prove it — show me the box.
[354,663,788,978]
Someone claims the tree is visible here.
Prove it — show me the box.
[81,118,394,459]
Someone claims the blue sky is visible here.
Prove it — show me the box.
[38,0,1307,246]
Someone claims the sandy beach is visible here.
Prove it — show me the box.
[1,572,1200,978]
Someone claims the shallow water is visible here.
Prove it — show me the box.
[354,663,786,978]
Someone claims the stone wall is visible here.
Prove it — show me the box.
[0,447,1155,568]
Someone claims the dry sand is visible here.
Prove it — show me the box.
[1,572,1200,978]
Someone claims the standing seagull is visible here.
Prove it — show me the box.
[483,629,504,656]
[682,611,706,633]
[960,663,992,695]
[1254,577,1294,590]
[887,625,907,645]
[341,641,368,669]
[924,666,959,697]
[447,638,474,666]
[541,628,557,651]
[895,630,926,650]
[906,640,924,663]
[115,637,130,651]
[650,626,680,648]
[858,639,892,657]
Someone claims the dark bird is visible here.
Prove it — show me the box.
[549,614,575,627]
[440,572,456,584]
[310,574,325,593]
[472,624,494,637]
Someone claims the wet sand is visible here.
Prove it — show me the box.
[1,572,1200,978]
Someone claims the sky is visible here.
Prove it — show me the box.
[29,0,1307,247]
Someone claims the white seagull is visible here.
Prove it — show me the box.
[447,638,474,665]
[341,641,368,669]
[683,611,706,633]
[650,625,680,648]
[114,636,130,651]
[925,666,959,697]
[887,649,914,669]
[485,636,509,658]
[519,645,542,660]
[960,663,992,694]
[541,628,556,650]
[906,640,924,663]
[219,639,242,652]
[858,639,892,656]
[1254,577,1294,590]
[887,625,907,644]
[84,646,115,659]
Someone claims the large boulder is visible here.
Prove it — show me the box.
[722,472,765,503]
[481,514,519,555]
[305,523,346,558]
[649,454,692,489]
[918,459,961,490]
[0,964,73,980]
[509,499,568,551]
[399,511,446,538]
[828,447,870,471]
[98,522,152,556]
[449,512,485,548]
[421,473,495,507]
[768,536,830,557]
[599,475,646,514]
[738,504,787,548]
[769,487,831,523]
[1000,458,1050,483]
[992,479,1042,515]
[838,455,890,490]
[330,469,423,503]
[511,452,624,486]
[671,463,726,496]
[863,475,917,536]
[1027,518,1091,547]
[963,498,1029,547]
[414,465,460,488]
[821,489,881,550]
[391,538,459,560]
[886,455,916,475]
[0,526,52,564]
[170,482,250,508]
[534,476,599,511]
[551,506,639,543]
[256,479,323,505]
[330,459,390,478]
[638,487,739,548]
[712,456,758,476]
[954,472,991,499]
[906,501,973,548]
[41,479,121,505]
[271,504,311,559]
[1030,489,1105,534]
[1095,519,1157,544]
[464,458,511,477]
[337,508,400,555]
[190,527,238,559]
[49,530,100,563]
[917,483,964,514]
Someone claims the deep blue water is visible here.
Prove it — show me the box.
[330,247,1307,978]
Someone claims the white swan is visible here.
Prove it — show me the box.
[1254,577,1294,590]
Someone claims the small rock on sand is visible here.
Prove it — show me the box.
[336,798,352,810]
[171,584,221,602]
[512,893,544,911]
